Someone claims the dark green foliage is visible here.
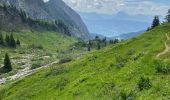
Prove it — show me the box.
[155,61,170,74]
[113,39,119,44]
[87,46,91,51]
[0,34,4,46]
[117,91,134,100]
[75,37,117,51]
[87,40,92,51]
[19,10,27,22]
[3,34,19,48]
[31,61,43,69]
[5,34,10,45]
[56,78,70,90]
[97,42,101,50]
[3,53,12,72]
[45,66,67,77]
[55,20,70,36]
[59,58,72,64]
[3,4,7,11]
[16,39,21,46]
[95,36,101,43]
[137,77,152,91]
[151,16,160,28]
[165,9,170,23]
[9,34,16,48]
[146,27,151,31]
[102,37,107,46]
[0,4,71,36]
[114,56,128,68]
[109,39,119,44]
[29,44,43,49]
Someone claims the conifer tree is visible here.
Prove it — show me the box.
[88,46,91,51]
[16,39,21,46]
[5,34,10,46]
[3,53,12,72]
[102,37,107,46]
[0,34,4,46]
[9,34,16,48]
[97,43,101,50]
[152,16,160,28]
[165,9,170,23]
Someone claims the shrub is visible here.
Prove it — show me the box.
[56,78,69,90]
[59,58,72,64]
[118,91,134,100]
[137,76,152,91]
[45,66,67,77]
[31,61,43,69]
[114,56,128,68]
[29,44,43,49]
[100,82,115,96]
[155,61,170,74]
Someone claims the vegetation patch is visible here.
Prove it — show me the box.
[58,58,72,64]
[155,61,170,74]
[137,76,152,91]
[55,78,70,90]
[45,66,68,77]
[31,61,43,69]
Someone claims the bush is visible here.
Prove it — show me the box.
[59,58,72,64]
[29,44,43,49]
[31,61,43,69]
[45,66,67,77]
[118,91,134,100]
[56,78,69,90]
[155,61,170,74]
[137,76,152,91]
[114,56,128,68]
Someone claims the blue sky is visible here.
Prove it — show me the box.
[61,0,170,16]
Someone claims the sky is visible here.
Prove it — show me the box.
[60,0,170,16]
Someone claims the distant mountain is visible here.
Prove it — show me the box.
[79,12,155,37]
[115,30,145,39]
[90,33,106,39]
[0,0,90,39]
[0,5,71,36]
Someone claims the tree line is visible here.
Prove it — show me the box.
[149,9,170,30]
[87,36,119,51]
[19,6,71,36]
[74,36,119,52]
[0,34,20,48]
[0,4,71,36]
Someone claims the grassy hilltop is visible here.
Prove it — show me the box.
[1,23,170,99]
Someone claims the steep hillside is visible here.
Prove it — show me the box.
[0,4,79,85]
[0,5,70,35]
[1,23,170,99]
[0,0,90,39]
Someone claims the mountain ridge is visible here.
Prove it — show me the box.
[0,0,90,39]
[79,12,153,37]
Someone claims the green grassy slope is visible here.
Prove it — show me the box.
[1,23,170,99]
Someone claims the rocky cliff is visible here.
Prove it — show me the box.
[0,0,90,39]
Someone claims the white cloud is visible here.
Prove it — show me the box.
[62,0,170,16]
[43,0,50,2]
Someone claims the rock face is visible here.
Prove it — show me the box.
[0,0,90,39]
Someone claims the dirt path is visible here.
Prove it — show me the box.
[0,60,59,85]
[156,34,170,59]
